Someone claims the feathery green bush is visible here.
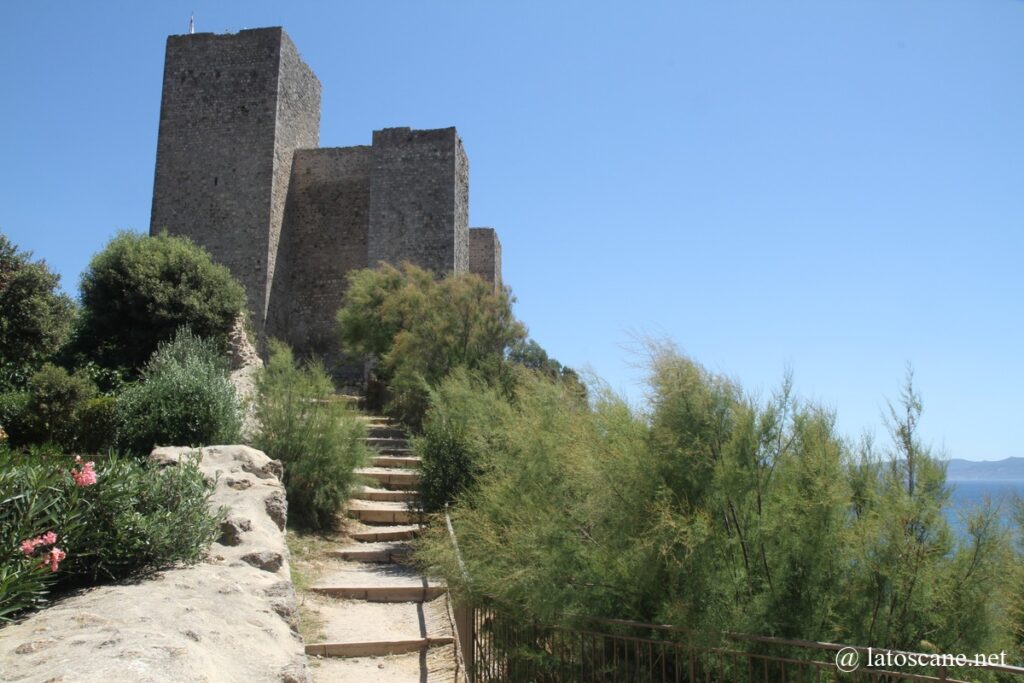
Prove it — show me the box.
[337,263,525,428]
[419,347,1021,664]
[414,367,515,513]
[254,341,369,529]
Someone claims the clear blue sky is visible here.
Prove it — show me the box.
[2,2,1021,460]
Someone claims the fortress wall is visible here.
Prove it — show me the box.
[455,138,470,273]
[268,146,371,365]
[469,227,502,291]
[150,28,319,335]
[266,31,321,330]
[368,127,469,276]
[149,26,499,377]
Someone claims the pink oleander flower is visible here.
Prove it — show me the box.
[44,547,66,572]
[70,456,98,487]
[18,532,59,557]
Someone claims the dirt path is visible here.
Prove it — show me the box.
[288,416,458,682]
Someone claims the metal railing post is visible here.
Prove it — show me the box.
[454,600,475,681]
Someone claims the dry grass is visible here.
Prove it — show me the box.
[287,526,347,643]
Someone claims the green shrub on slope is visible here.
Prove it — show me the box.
[415,367,515,513]
[76,231,245,372]
[0,233,76,391]
[337,263,525,429]
[117,329,241,456]
[419,348,1019,661]
[254,341,369,529]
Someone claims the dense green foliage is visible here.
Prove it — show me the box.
[414,368,515,512]
[6,364,97,450]
[419,349,1022,663]
[0,445,219,621]
[76,231,246,372]
[0,364,112,453]
[255,341,369,529]
[507,338,586,398]
[0,391,29,440]
[0,233,76,391]
[116,329,242,456]
[74,396,119,454]
[337,263,526,427]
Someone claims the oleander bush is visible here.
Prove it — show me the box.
[116,329,242,456]
[0,444,219,621]
[254,341,369,529]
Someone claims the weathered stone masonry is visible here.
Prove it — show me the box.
[150,28,320,336]
[149,27,503,366]
[469,227,502,292]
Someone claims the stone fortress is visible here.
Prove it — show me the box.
[149,27,502,368]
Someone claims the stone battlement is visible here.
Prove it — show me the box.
[149,28,502,375]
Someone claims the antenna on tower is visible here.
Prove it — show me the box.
[189,12,195,34]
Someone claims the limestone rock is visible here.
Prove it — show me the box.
[265,490,288,531]
[227,315,264,442]
[0,445,309,683]
[242,550,284,573]
[218,516,253,546]
[228,314,262,371]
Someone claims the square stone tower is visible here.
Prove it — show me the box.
[368,128,469,275]
[148,27,503,379]
[469,227,502,291]
[149,27,321,335]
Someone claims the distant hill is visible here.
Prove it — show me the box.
[945,457,1024,482]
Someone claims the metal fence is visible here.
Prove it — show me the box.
[443,512,1024,683]
[450,607,1024,683]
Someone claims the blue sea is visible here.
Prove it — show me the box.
[945,480,1024,539]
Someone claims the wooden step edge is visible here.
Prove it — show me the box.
[355,471,421,489]
[327,546,411,563]
[348,509,424,525]
[355,468,420,478]
[309,585,446,602]
[349,528,420,542]
[352,489,418,502]
[372,448,416,457]
[305,636,454,658]
[371,457,422,468]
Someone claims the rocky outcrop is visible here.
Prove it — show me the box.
[227,315,264,441]
[0,445,310,683]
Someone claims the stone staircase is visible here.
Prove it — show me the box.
[304,417,457,682]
